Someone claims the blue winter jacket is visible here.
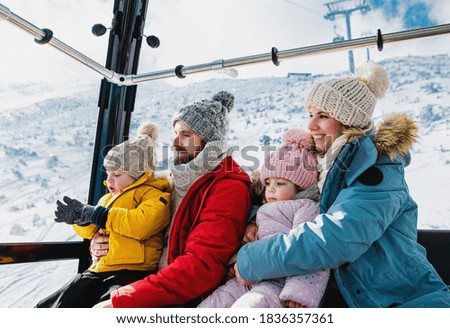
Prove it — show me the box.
[237,115,450,307]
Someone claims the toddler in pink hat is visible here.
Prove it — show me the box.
[198,129,329,308]
[260,129,318,201]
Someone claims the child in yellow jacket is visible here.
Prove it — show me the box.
[36,122,171,308]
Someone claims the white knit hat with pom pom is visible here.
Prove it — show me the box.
[260,129,318,189]
[305,61,390,128]
[103,121,159,179]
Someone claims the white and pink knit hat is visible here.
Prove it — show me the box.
[260,129,318,189]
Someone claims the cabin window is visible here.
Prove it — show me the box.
[0,1,449,308]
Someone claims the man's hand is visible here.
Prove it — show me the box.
[242,222,258,244]
[54,196,95,225]
[90,231,110,262]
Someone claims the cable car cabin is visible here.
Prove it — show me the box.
[0,1,449,307]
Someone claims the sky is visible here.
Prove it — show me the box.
[1,0,450,86]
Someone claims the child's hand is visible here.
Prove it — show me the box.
[93,299,112,308]
[285,301,307,308]
[54,196,95,225]
[242,222,258,244]
[226,265,236,280]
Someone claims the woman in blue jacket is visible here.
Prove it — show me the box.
[235,61,450,307]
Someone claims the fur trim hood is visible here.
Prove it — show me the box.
[373,114,418,159]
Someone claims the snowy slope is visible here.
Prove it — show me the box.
[0,54,449,307]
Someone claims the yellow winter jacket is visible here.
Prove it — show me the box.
[73,171,171,273]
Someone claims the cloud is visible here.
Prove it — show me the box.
[427,0,450,23]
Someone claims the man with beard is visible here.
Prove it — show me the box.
[92,91,252,307]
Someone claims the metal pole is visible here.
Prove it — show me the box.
[1,3,450,84]
[131,23,450,83]
[88,0,148,205]
[345,13,355,73]
[0,3,115,80]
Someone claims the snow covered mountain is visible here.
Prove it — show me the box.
[0,54,449,307]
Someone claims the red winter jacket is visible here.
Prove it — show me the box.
[111,156,251,307]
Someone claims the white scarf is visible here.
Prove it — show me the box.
[316,122,375,194]
[316,134,349,193]
[158,140,228,269]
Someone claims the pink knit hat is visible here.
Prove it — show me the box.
[260,129,318,189]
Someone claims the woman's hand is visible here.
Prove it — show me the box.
[90,231,110,262]
[242,222,258,244]
[234,263,251,287]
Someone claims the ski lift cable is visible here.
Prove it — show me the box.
[1,4,450,86]
[279,0,324,16]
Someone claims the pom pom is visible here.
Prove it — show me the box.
[212,90,235,112]
[282,129,314,149]
[137,121,159,141]
[355,61,390,99]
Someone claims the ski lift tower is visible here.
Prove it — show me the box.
[324,0,371,73]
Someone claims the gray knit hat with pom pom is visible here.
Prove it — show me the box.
[172,91,235,142]
[305,61,390,129]
[103,121,159,179]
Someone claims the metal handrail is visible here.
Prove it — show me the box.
[2,3,450,86]
[131,23,450,83]
[0,3,115,80]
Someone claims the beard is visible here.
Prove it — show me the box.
[173,152,197,165]
[173,147,200,165]
[172,141,205,165]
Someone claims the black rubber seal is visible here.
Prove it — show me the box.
[271,47,280,66]
[175,65,186,79]
[35,28,53,45]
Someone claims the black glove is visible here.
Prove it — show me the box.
[54,196,96,225]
